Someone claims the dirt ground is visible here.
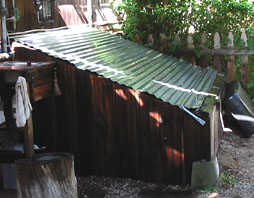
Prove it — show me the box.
[76,131,254,198]
[1,130,254,198]
[216,131,254,198]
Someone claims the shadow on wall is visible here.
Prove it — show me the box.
[75,72,186,184]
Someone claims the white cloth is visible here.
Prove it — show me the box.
[0,110,5,125]
[0,97,5,124]
[15,76,32,127]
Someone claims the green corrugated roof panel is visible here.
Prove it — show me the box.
[12,27,223,110]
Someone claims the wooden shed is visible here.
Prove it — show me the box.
[6,0,117,32]
[11,27,224,184]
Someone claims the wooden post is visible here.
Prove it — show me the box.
[24,82,34,157]
[241,30,249,83]
[12,0,16,32]
[197,32,209,67]
[185,33,195,64]
[1,0,7,52]
[16,153,78,198]
[24,114,34,157]
[227,32,235,82]
[87,0,93,26]
[213,32,221,70]
[147,34,154,45]
[135,34,141,44]
[160,33,167,53]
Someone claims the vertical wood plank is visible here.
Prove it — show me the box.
[16,0,39,31]
[147,34,154,45]
[187,34,194,49]
[135,34,141,44]
[24,82,34,157]
[87,0,93,25]
[185,33,195,64]
[213,32,221,70]
[197,32,209,67]
[24,113,34,157]
[160,33,167,53]
[241,30,249,83]
[227,32,235,82]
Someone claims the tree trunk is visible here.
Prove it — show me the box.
[16,153,78,198]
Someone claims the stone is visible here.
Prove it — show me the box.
[191,157,219,189]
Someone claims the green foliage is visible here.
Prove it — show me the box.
[197,185,217,194]
[220,172,238,185]
[246,56,254,102]
[116,0,254,101]
[191,0,254,36]
[117,0,193,43]
[117,0,254,42]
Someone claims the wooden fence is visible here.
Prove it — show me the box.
[135,31,253,84]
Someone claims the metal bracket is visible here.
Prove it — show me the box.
[180,105,206,126]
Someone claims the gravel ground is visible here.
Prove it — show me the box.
[76,131,254,198]
[77,176,199,198]
[217,132,254,198]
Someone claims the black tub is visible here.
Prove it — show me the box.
[223,80,254,137]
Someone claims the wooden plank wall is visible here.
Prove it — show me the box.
[6,0,87,32]
[75,72,187,183]
[14,46,214,184]
[53,0,87,28]
[14,47,82,169]
[182,107,212,184]
[6,0,39,32]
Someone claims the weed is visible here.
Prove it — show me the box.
[197,185,217,194]
[220,172,238,185]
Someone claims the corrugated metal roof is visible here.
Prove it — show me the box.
[12,27,223,110]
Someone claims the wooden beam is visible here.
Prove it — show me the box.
[213,32,221,70]
[24,82,34,157]
[182,48,254,56]
[241,30,249,83]
[227,32,235,82]
[1,0,7,52]
[87,0,93,26]
[24,112,34,157]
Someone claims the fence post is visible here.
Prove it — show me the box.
[160,33,167,53]
[185,33,195,64]
[241,30,249,83]
[213,32,221,71]
[197,32,209,67]
[227,32,235,82]
[135,34,141,44]
[147,34,154,45]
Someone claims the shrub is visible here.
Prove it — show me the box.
[116,0,254,100]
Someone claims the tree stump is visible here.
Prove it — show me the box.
[15,153,78,198]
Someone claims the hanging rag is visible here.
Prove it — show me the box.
[54,67,61,96]
[0,97,5,125]
[14,76,32,127]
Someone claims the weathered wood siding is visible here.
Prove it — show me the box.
[6,0,39,32]
[14,46,219,184]
[6,0,87,32]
